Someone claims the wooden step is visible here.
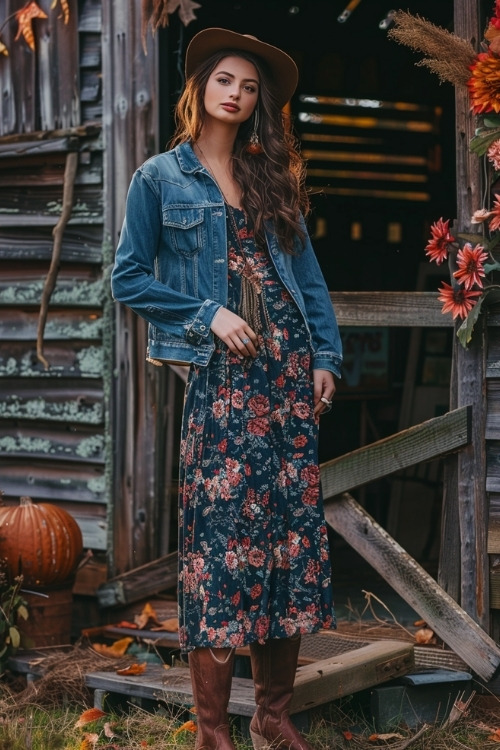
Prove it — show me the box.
[85,638,414,714]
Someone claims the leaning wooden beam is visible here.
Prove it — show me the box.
[321,406,471,499]
[324,493,500,682]
[330,291,451,327]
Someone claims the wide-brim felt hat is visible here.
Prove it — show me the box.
[185,27,299,107]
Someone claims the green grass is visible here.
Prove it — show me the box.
[0,695,499,750]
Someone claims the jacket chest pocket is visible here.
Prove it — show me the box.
[162,206,205,257]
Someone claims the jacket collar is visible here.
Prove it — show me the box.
[175,141,203,175]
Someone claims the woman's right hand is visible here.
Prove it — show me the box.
[210,307,258,357]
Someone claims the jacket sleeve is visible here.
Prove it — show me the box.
[291,221,343,377]
[111,168,221,341]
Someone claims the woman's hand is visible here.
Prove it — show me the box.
[210,307,258,357]
[313,369,336,418]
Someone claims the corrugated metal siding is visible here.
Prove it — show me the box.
[0,0,108,551]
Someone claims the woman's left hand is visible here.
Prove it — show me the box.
[313,369,336,418]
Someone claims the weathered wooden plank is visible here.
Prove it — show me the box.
[290,641,414,712]
[0,342,103,379]
[0,137,78,157]
[0,185,103,226]
[0,226,103,263]
[0,153,102,187]
[456,321,489,627]
[0,277,106,308]
[486,443,500,493]
[97,552,178,608]
[330,291,452,328]
[0,463,106,506]
[324,494,500,681]
[86,640,414,715]
[320,407,471,499]
[0,385,103,424]
[0,310,102,341]
[0,424,105,463]
[486,380,500,439]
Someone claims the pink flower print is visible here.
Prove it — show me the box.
[248,394,270,416]
[302,487,318,506]
[304,559,320,584]
[231,390,244,409]
[248,548,266,567]
[250,583,262,599]
[212,399,226,419]
[225,551,239,571]
[292,401,311,419]
[300,464,320,486]
[255,615,270,638]
[247,416,270,436]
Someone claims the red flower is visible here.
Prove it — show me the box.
[453,243,488,289]
[489,195,500,232]
[437,282,482,320]
[425,218,455,264]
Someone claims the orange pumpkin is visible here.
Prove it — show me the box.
[0,496,83,586]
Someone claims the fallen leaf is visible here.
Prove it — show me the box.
[413,619,427,627]
[75,708,107,728]
[342,729,353,740]
[83,733,99,748]
[135,601,159,629]
[14,1,47,51]
[114,620,138,629]
[415,627,437,645]
[103,722,117,738]
[150,617,179,632]
[116,662,147,676]
[92,637,134,657]
[172,719,197,736]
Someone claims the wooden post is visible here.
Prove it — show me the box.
[443,0,490,629]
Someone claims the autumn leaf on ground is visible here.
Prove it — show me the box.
[114,620,138,629]
[415,627,437,645]
[75,708,107,728]
[51,0,70,24]
[82,733,99,748]
[116,662,147,676]
[135,601,159,629]
[14,1,47,50]
[488,728,500,742]
[150,617,179,632]
[172,719,197,736]
[342,729,353,740]
[413,619,427,627]
[92,636,134,657]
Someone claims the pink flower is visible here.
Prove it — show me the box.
[487,139,500,171]
[471,208,493,224]
[489,195,500,231]
[425,218,455,264]
[453,243,488,289]
[437,282,482,320]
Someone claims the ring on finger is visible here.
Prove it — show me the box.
[241,337,250,345]
[320,396,333,407]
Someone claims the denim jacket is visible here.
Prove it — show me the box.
[111,142,343,377]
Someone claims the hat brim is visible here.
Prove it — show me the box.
[185,28,299,108]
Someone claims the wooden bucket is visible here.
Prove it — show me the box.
[20,582,74,647]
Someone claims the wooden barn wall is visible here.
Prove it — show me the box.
[0,0,172,583]
[486,314,500,636]
[0,0,107,554]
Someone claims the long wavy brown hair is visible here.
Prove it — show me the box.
[168,50,310,255]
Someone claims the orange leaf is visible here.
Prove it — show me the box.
[116,662,147,676]
[173,719,197,736]
[415,627,437,645]
[342,730,353,740]
[488,734,500,743]
[75,708,107,728]
[50,0,70,24]
[150,617,179,632]
[92,636,134,657]
[114,620,138,629]
[14,2,47,51]
[134,601,159,629]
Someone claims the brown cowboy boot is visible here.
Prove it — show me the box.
[188,647,236,750]
[249,636,314,750]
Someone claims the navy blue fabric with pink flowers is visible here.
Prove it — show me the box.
[178,206,335,651]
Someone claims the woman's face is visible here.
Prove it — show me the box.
[203,55,260,127]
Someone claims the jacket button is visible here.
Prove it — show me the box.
[200,325,206,331]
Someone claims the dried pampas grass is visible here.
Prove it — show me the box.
[388,10,477,87]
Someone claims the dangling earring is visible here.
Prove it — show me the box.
[245,109,263,154]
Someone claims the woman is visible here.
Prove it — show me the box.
[111,27,343,750]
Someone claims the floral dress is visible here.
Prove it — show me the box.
[178,205,335,651]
